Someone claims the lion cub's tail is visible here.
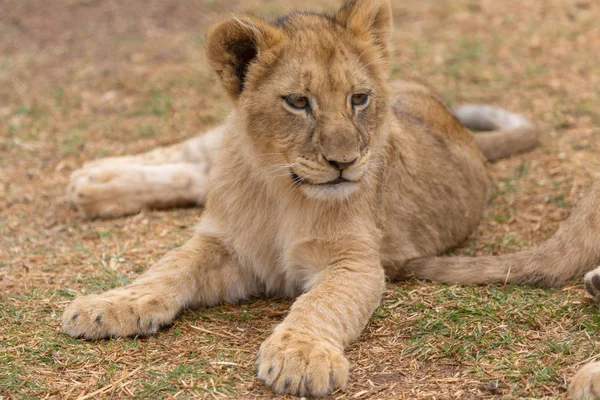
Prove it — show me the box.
[403,181,600,287]
[454,104,540,161]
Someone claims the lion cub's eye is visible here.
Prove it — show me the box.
[284,96,310,111]
[351,93,370,107]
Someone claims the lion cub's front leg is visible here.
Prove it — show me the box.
[257,245,385,397]
[62,234,258,339]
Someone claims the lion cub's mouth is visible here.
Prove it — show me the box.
[290,169,361,200]
[290,171,351,186]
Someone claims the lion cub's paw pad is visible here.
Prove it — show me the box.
[584,266,600,301]
[570,361,600,400]
[256,329,349,397]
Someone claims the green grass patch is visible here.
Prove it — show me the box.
[137,90,173,117]
[385,282,600,395]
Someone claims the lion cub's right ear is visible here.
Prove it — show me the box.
[206,17,283,101]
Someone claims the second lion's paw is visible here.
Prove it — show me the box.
[68,166,146,218]
[570,361,600,400]
[584,266,600,302]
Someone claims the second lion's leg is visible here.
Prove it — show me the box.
[69,126,224,218]
[70,162,210,218]
[61,233,258,339]
[75,126,225,169]
[570,361,600,399]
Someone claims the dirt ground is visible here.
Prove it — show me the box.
[1,0,600,398]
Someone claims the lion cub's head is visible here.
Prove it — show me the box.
[207,0,392,200]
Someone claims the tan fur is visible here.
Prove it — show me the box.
[570,360,600,399]
[62,1,600,397]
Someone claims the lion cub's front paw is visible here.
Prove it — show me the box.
[584,266,600,302]
[61,290,178,340]
[256,328,349,397]
[570,361,600,399]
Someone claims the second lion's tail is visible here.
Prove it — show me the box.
[454,104,540,161]
[403,181,600,287]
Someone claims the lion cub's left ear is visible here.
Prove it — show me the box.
[336,0,393,63]
[206,17,283,101]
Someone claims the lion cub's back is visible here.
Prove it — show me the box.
[379,80,489,273]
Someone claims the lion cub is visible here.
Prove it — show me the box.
[62,0,600,397]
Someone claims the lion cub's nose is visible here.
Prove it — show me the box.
[323,155,358,171]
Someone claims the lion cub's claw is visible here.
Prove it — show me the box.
[570,361,600,400]
[256,328,349,397]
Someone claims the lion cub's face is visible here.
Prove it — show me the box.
[207,1,393,200]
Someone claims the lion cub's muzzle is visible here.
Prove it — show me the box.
[288,153,370,200]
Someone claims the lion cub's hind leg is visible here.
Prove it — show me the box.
[69,127,223,218]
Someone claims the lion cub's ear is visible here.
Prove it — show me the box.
[206,17,283,101]
[336,0,393,63]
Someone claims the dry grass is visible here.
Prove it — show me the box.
[1,0,600,398]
